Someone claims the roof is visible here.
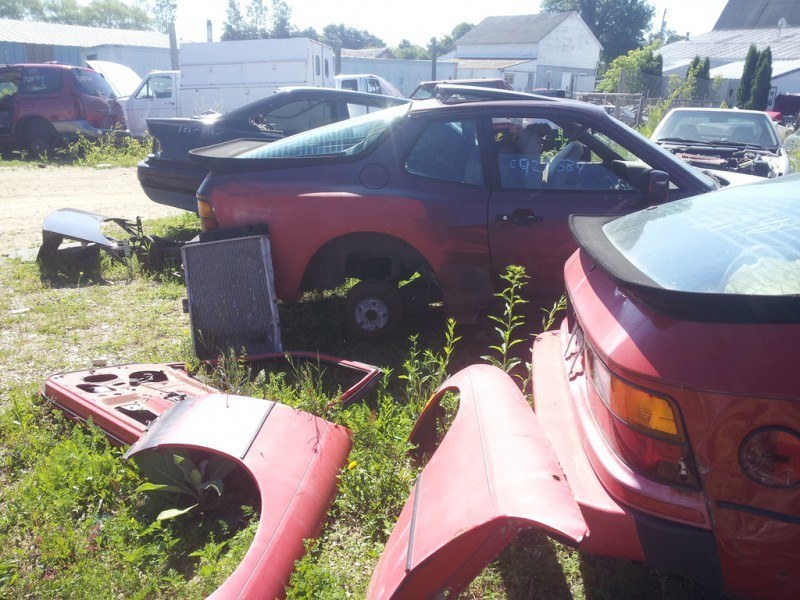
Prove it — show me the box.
[456,13,574,45]
[341,47,395,59]
[659,26,800,71]
[714,0,800,29]
[709,58,800,79]
[455,58,530,70]
[0,18,168,48]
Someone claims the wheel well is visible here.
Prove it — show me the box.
[301,233,439,292]
[16,117,57,141]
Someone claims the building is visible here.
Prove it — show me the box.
[657,0,800,106]
[448,12,602,93]
[0,18,170,77]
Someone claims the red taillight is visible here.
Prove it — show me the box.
[585,346,698,488]
[740,427,800,488]
[73,96,85,120]
[197,195,219,230]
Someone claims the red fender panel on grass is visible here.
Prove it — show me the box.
[367,364,588,599]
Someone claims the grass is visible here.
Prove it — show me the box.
[0,212,729,599]
[1,131,151,168]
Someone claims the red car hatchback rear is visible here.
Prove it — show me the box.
[534,174,800,599]
[0,63,126,157]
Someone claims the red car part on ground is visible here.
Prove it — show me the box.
[41,354,380,599]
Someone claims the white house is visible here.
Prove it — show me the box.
[450,12,601,93]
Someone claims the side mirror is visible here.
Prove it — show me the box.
[646,170,669,204]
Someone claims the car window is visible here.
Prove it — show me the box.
[367,78,381,94]
[252,99,336,136]
[135,76,173,100]
[20,68,63,95]
[339,78,358,92]
[603,177,800,295]
[405,119,484,185]
[0,69,20,97]
[71,69,117,99]
[492,115,655,192]
[655,110,780,147]
[238,103,408,159]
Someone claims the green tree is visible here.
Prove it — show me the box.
[394,39,428,60]
[270,0,293,38]
[751,46,773,110]
[152,0,176,34]
[222,0,268,40]
[0,0,42,19]
[436,22,474,55]
[321,24,384,51]
[737,44,759,108]
[540,0,654,63]
[597,42,662,93]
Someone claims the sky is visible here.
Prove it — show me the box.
[171,0,729,46]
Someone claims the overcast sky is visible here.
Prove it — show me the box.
[172,0,729,45]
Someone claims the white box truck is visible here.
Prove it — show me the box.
[125,38,335,137]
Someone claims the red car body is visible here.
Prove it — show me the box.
[372,176,798,599]
[0,63,126,156]
[529,175,800,598]
[191,93,735,334]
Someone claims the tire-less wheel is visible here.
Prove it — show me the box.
[24,123,56,159]
[345,280,402,338]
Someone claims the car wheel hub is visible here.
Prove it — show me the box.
[354,298,390,331]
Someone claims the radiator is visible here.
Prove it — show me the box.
[182,235,282,360]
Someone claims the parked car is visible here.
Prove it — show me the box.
[651,107,790,177]
[190,89,753,337]
[531,173,800,599]
[138,87,409,211]
[0,63,126,157]
[408,78,512,99]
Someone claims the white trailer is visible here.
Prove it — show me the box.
[124,38,335,137]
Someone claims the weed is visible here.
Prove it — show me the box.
[398,317,460,409]
[65,132,151,168]
[481,265,530,374]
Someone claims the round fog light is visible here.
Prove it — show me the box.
[740,427,800,488]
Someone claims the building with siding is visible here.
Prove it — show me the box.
[0,19,170,77]
[448,13,601,93]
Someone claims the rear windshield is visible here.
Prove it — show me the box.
[71,69,117,100]
[237,103,408,159]
[602,176,800,296]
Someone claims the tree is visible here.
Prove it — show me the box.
[3,0,152,29]
[436,22,474,55]
[270,0,294,38]
[152,0,177,34]
[394,39,427,60]
[222,0,268,40]
[321,24,384,51]
[597,42,662,94]
[737,44,759,108]
[751,47,773,110]
[540,0,654,63]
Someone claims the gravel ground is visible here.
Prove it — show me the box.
[0,164,185,256]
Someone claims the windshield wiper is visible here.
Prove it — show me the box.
[657,137,710,145]
[704,139,771,150]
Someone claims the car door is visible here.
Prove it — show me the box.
[485,109,660,300]
[126,74,176,136]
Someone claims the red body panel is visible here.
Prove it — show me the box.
[368,365,587,600]
[125,394,351,600]
[529,248,800,599]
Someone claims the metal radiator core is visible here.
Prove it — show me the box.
[182,235,281,360]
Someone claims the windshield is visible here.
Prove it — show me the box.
[654,109,780,148]
[237,103,409,159]
[602,175,800,295]
[609,114,717,188]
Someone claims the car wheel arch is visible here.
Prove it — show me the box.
[300,232,440,293]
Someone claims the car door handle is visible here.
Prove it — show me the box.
[496,209,543,225]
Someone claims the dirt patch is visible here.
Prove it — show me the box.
[0,165,185,255]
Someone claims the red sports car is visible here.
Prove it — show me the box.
[531,173,800,598]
